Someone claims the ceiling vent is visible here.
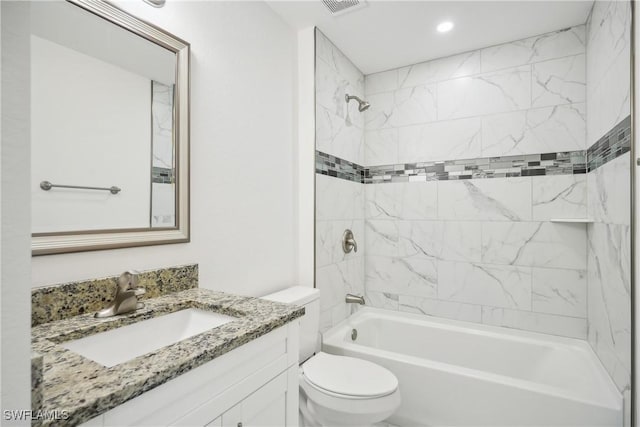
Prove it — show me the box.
[321,0,366,16]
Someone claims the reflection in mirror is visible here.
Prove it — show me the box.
[31,0,176,233]
[30,0,190,255]
[151,81,175,227]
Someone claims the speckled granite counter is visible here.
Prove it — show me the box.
[31,288,304,426]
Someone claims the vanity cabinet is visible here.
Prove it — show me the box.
[207,369,291,427]
[79,321,299,427]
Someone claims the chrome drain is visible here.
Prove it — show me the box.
[351,328,358,341]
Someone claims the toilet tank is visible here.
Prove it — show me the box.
[262,286,320,362]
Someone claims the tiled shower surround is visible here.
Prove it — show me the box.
[315,0,630,399]
[315,30,365,332]
[586,0,631,396]
[316,25,590,336]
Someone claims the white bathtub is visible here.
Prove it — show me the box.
[321,307,622,426]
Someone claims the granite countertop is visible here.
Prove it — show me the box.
[31,288,305,426]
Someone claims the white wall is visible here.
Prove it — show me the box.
[31,35,152,232]
[1,1,32,422]
[31,0,299,298]
[295,27,316,288]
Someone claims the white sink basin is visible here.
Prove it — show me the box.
[61,308,236,367]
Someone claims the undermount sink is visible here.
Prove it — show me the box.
[61,308,236,367]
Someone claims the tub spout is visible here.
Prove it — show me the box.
[345,294,365,305]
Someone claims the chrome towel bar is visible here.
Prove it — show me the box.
[40,180,121,194]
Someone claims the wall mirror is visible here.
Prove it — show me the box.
[30,0,190,255]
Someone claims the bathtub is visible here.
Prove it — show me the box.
[321,307,622,426]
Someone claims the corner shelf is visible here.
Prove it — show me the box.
[549,218,594,223]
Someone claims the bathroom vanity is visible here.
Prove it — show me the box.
[31,288,303,426]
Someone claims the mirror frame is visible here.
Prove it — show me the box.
[31,0,190,255]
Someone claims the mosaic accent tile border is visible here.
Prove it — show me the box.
[316,151,365,183]
[587,115,631,171]
[31,264,198,326]
[316,116,631,184]
[364,151,586,183]
[152,166,174,184]
[316,150,586,184]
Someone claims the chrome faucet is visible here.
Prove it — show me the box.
[345,294,365,305]
[95,270,146,318]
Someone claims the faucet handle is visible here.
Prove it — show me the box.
[117,270,140,292]
[342,229,358,254]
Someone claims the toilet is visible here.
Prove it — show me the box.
[262,286,401,426]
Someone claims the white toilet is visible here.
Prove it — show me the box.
[263,286,401,426]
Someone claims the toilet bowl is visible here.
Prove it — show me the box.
[299,352,401,426]
[262,286,401,427]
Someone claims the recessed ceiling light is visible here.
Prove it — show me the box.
[437,21,454,33]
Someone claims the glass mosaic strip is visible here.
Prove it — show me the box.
[586,115,631,172]
[152,166,174,184]
[315,116,631,184]
[315,151,365,183]
[315,150,586,184]
[364,151,586,183]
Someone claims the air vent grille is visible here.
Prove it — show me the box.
[321,0,365,16]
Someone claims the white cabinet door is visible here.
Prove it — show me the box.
[221,369,291,427]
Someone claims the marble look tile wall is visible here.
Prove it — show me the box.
[364,176,588,339]
[316,19,630,378]
[316,173,365,333]
[316,29,365,165]
[360,26,590,339]
[364,25,586,166]
[315,29,366,331]
[585,0,631,396]
[586,1,631,149]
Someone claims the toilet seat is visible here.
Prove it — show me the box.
[299,353,401,426]
[302,352,398,399]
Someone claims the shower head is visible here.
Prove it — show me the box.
[345,94,370,112]
[143,0,166,7]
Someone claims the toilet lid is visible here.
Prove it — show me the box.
[302,352,398,398]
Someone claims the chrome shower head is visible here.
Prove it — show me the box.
[143,0,166,7]
[345,94,370,112]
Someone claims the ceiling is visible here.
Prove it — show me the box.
[266,0,594,75]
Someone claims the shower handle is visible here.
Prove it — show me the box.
[342,229,358,253]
